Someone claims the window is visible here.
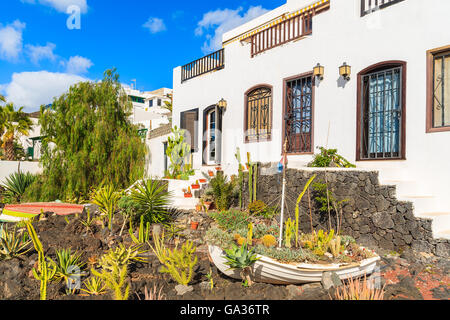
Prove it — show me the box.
[245,86,272,142]
[283,74,314,154]
[357,61,406,160]
[427,46,450,132]
[180,108,199,152]
[157,99,162,106]
[149,99,153,107]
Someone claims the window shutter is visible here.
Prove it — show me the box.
[180,109,199,151]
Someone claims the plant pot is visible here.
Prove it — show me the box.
[184,193,193,198]
[208,171,214,177]
[215,167,222,171]
[191,222,199,230]
[204,201,212,209]
[191,184,200,190]
[199,179,207,184]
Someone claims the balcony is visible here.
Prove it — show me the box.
[181,48,225,82]
[361,0,405,17]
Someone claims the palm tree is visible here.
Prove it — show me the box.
[0,103,33,161]
[162,93,173,113]
[0,94,5,102]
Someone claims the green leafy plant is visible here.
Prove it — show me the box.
[166,126,191,179]
[92,184,121,232]
[309,147,356,168]
[1,171,36,203]
[159,240,198,286]
[80,208,95,232]
[130,179,173,224]
[164,223,184,242]
[81,276,107,296]
[148,231,168,264]
[224,243,259,286]
[208,210,250,231]
[49,248,86,293]
[208,172,237,211]
[0,224,32,260]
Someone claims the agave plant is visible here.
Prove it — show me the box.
[81,276,107,296]
[224,243,259,286]
[138,284,166,300]
[49,248,86,292]
[332,274,386,300]
[92,184,121,232]
[1,171,36,203]
[0,224,32,260]
[130,179,173,224]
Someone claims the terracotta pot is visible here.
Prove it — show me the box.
[184,193,193,198]
[215,167,222,171]
[191,184,200,190]
[208,171,214,177]
[191,222,199,230]
[199,179,207,184]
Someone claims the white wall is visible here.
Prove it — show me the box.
[173,0,450,216]
[146,134,169,178]
[0,161,42,185]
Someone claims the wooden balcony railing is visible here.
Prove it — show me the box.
[361,0,405,17]
[250,12,313,58]
[181,49,225,82]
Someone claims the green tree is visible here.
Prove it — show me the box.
[28,69,147,202]
[0,103,33,161]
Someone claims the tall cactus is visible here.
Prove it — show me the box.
[235,148,244,209]
[32,257,57,300]
[294,175,316,247]
[253,163,257,201]
[285,219,295,248]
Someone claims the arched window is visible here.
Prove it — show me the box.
[357,61,406,160]
[244,86,272,142]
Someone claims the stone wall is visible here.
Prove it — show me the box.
[240,163,449,258]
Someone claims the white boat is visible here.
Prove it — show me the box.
[208,245,381,285]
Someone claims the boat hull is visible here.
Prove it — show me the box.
[208,245,380,285]
[1,203,85,222]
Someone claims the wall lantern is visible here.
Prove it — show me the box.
[313,63,324,80]
[339,62,352,81]
[218,98,227,110]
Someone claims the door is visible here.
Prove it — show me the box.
[284,75,313,153]
[360,66,403,159]
[203,106,222,165]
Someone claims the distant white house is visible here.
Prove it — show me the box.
[171,0,450,238]
[124,87,173,178]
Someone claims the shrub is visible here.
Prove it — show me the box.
[309,147,355,168]
[208,210,250,231]
[130,179,173,224]
[159,240,198,286]
[248,200,267,215]
[208,172,237,211]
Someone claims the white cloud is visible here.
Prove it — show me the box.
[0,20,26,62]
[1,71,87,111]
[21,0,88,13]
[25,42,57,64]
[143,17,167,34]
[64,55,93,74]
[195,6,269,54]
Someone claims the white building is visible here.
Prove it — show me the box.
[171,0,450,238]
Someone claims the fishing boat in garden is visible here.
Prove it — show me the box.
[208,245,381,285]
[0,203,85,222]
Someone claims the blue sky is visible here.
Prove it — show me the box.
[0,0,284,112]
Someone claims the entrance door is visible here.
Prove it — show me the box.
[203,105,222,165]
[360,66,403,159]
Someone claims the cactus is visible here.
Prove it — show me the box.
[235,148,244,209]
[253,163,257,202]
[32,256,57,300]
[294,175,316,247]
[248,162,253,204]
[247,223,253,245]
[261,235,277,248]
[284,219,295,248]
[160,240,198,286]
[91,261,130,300]
[329,236,342,258]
